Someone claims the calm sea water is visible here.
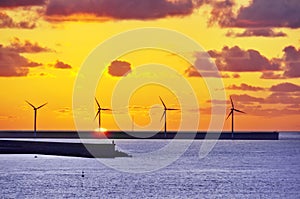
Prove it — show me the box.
[0,133,299,198]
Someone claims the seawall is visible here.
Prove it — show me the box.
[0,140,130,158]
[0,131,279,140]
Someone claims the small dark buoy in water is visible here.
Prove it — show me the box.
[81,171,84,177]
[34,155,37,158]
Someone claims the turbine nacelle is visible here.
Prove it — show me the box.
[26,101,47,110]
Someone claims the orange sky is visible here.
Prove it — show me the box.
[0,0,299,131]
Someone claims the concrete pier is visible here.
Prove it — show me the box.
[0,140,130,158]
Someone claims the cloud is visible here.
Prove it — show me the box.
[208,46,280,72]
[0,12,36,29]
[56,107,71,113]
[226,83,265,91]
[184,65,230,78]
[208,0,300,29]
[230,94,264,104]
[232,92,300,106]
[184,66,201,77]
[108,60,131,77]
[241,106,300,116]
[282,46,300,78]
[259,46,300,79]
[206,45,300,79]
[0,45,42,77]
[235,0,300,29]
[207,0,236,27]
[54,60,72,69]
[260,71,284,79]
[232,73,240,78]
[185,52,225,78]
[270,82,300,92]
[226,28,287,37]
[7,37,53,53]
[266,92,300,105]
[0,0,45,7]
[44,0,202,21]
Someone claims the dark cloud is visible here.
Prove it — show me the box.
[236,0,300,29]
[184,65,229,78]
[208,0,300,29]
[259,46,300,79]
[260,71,284,79]
[241,105,300,116]
[270,82,300,92]
[0,45,41,77]
[184,66,201,77]
[226,83,265,91]
[185,51,225,78]
[266,92,300,105]
[0,0,45,7]
[208,46,280,72]
[7,37,53,53]
[232,92,300,106]
[230,94,264,104]
[54,60,72,69]
[226,28,287,37]
[0,12,36,29]
[108,60,131,77]
[282,46,300,78]
[207,0,236,27]
[232,73,240,78]
[45,0,202,21]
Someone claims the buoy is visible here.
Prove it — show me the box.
[81,171,84,177]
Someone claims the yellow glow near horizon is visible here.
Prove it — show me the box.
[0,3,299,131]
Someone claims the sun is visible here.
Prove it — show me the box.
[94,127,108,133]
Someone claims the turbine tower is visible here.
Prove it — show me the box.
[226,96,245,139]
[94,97,111,129]
[159,96,179,138]
[26,101,47,137]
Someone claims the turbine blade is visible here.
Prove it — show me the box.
[230,96,234,108]
[167,108,179,111]
[94,111,100,120]
[160,111,166,122]
[26,101,36,109]
[234,109,246,114]
[226,110,233,120]
[95,97,100,108]
[37,102,47,109]
[102,108,111,111]
[159,96,167,109]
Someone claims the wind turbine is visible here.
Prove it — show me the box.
[159,96,179,138]
[226,96,246,139]
[26,101,47,137]
[94,97,111,130]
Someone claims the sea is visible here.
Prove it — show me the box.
[0,133,299,198]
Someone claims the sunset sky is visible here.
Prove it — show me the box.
[0,0,299,131]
